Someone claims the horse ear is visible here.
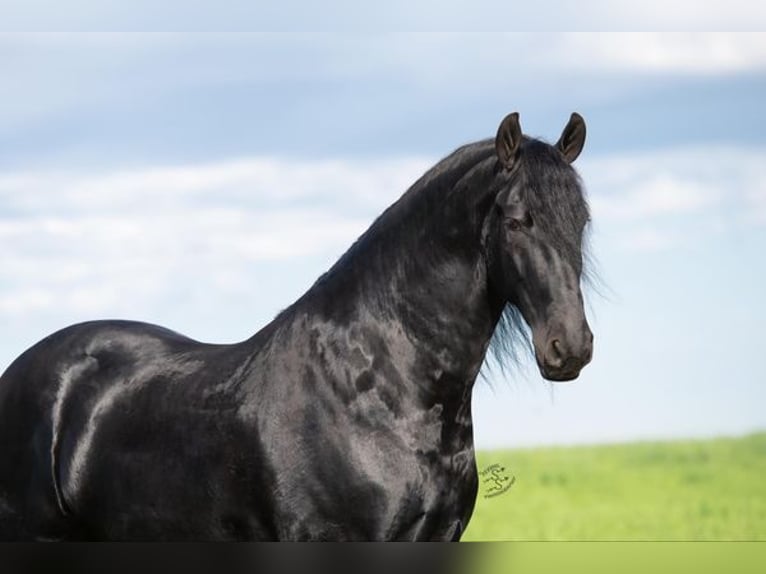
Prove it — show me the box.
[495,112,522,171]
[556,112,586,163]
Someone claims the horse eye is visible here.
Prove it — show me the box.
[507,213,533,231]
[523,213,534,228]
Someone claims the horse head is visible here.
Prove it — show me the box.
[485,112,593,382]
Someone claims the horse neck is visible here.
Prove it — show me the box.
[296,151,503,405]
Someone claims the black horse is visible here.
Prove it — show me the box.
[0,112,593,541]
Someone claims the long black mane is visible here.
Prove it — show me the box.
[296,136,592,376]
[271,139,499,326]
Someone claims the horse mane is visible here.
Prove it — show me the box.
[298,140,498,299]
[278,136,593,380]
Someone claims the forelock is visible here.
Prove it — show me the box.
[518,139,590,268]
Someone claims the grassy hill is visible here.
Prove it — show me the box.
[463,432,766,541]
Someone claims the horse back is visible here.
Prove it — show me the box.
[0,320,270,540]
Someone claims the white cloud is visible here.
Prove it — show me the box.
[589,175,724,222]
[0,157,431,323]
[744,179,766,224]
[579,145,766,251]
[618,228,686,252]
[0,157,430,213]
[559,33,766,74]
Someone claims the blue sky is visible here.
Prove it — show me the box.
[1,33,765,448]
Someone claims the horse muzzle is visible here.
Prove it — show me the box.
[538,329,593,382]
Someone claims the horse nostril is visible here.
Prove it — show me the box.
[544,333,592,378]
[546,339,564,368]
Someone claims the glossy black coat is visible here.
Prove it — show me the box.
[0,113,592,540]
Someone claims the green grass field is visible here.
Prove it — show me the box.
[463,432,766,541]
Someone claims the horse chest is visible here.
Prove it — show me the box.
[256,400,476,540]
